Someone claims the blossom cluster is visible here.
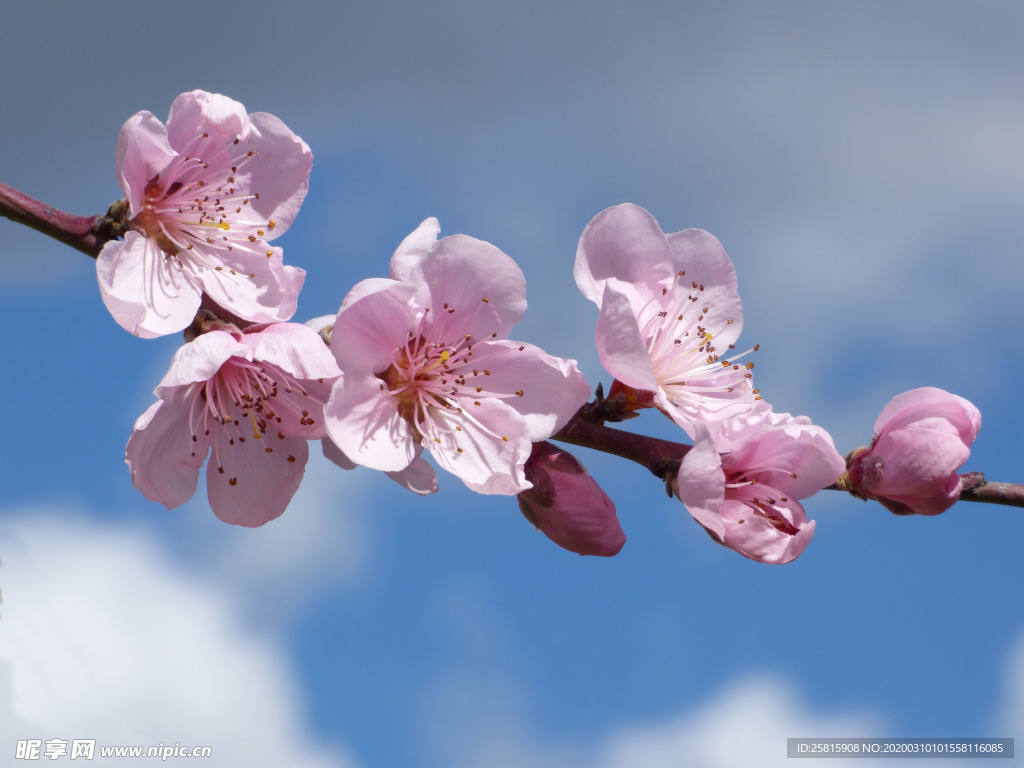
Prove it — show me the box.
[573,204,846,563]
[110,91,981,564]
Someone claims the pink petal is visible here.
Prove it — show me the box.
[413,233,527,341]
[116,111,177,213]
[454,339,591,441]
[665,228,744,347]
[125,396,206,510]
[165,91,248,153]
[385,455,439,495]
[244,322,340,382]
[721,499,815,565]
[96,232,203,339]
[674,424,727,540]
[863,429,969,515]
[390,217,440,280]
[726,414,846,499]
[874,387,981,445]
[574,203,673,304]
[321,436,358,470]
[206,431,308,527]
[240,111,313,235]
[324,369,418,472]
[331,280,420,372]
[267,378,334,440]
[196,249,305,326]
[873,428,970,486]
[593,283,660,392]
[155,330,246,395]
[322,437,439,495]
[425,397,534,495]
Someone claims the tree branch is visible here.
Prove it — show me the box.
[0,181,126,259]
[551,414,690,480]
[552,410,1024,509]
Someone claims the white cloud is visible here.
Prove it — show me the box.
[996,631,1024,737]
[601,677,877,768]
[596,674,1015,768]
[0,509,359,768]
[415,587,1022,768]
[182,450,375,619]
[419,667,1013,768]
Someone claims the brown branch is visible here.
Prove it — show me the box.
[827,472,1024,509]
[956,478,1024,508]
[554,404,1024,511]
[0,181,127,259]
[551,413,690,480]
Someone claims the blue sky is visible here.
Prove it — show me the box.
[2,2,1024,765]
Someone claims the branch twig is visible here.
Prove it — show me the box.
[0,181,126,259]
[552,409,1024,509]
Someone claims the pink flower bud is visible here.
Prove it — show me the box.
[517,442,625,557]
[843,387,981,516]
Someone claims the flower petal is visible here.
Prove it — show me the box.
[726,412,846,500]
[453,340,590,441]
[155,330,246,395]
[424,398,533,495]
[96,232,203,339]
[165,90,248,153]
[125,396,206,509]
[324,369,418,472]
[322,437,439,495]
[594,282,659,391]
[206,432,308,527]
[874,387,981,445]
[196,249,304,325]
[332,280,420,372]
[245,322,340,382]
[116,111,177,213]
[675,424,727,540]
[574,203,673,304]
[414,233,528,341]
[390,217,440,280]
[241,111,313,235]
[665,228,744,347]
[386,455,439,495]
[721,499,815,565]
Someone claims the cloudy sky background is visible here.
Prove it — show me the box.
[2,2,1023,765]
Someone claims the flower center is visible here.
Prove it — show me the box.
[724,471,799,536]
[379,334,467,434]
[638,272,758,405]
[132,131,273,262]
[188,357,312,484]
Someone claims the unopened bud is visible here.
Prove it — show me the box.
[517,441,625,557]
[841,387,981,516]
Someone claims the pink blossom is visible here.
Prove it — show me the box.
[126,323,340,526]
[321,432,440,496]
[575,203,758,432]
[324,220,591,495]
[97,90,311,338]
[675,406,845,564]
[304,311,441,495]
[843,387,981,516]
[517,441,625,557]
